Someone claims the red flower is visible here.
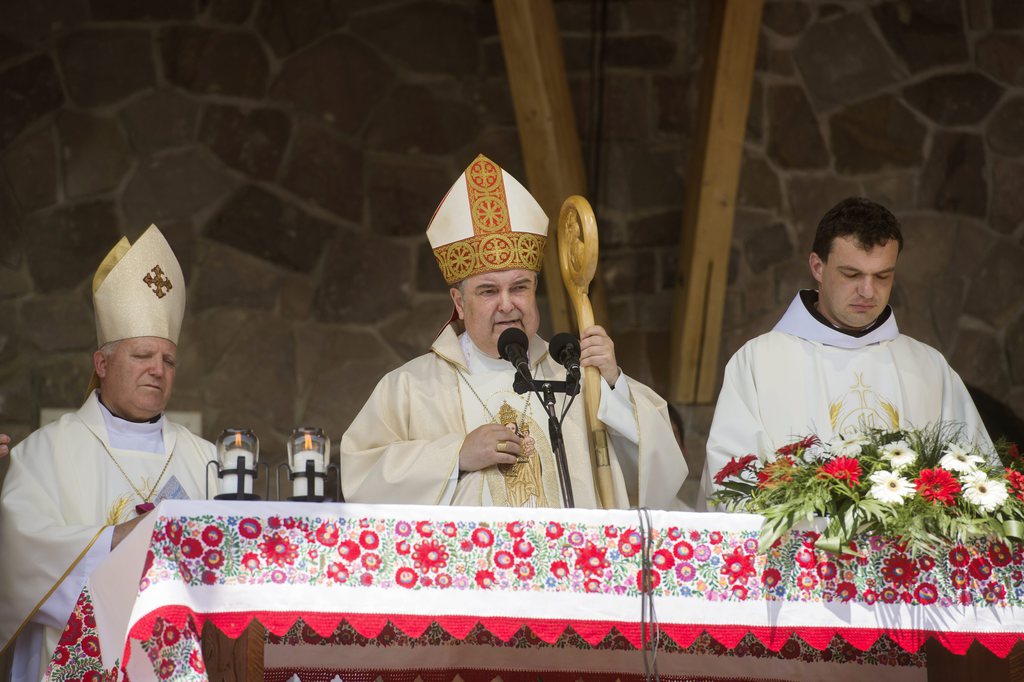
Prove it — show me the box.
[762,568,781,588]
[915,468,961,505]
[475,569,496,589]
[732,585,748,600]
[315,523,339,547]
[361,553,381,570]
[636,569,660,592]
[395,567,418,588]
[201,570,217,585]
[52,647,69,665]
[585,578,602,593]
[337,540,361,561]
[673,540,694,561]
[545,522,564,540]
[757,456,796,488]
[835,581,857,602]
[436,573,453,588]
[327,562,349,583]
[241,552,260,571]
[794,546,817,570]
[494,551,515,569]
[777,435,819,456]
[550,560,569,579]
[881,554,919,588]
[948,545,970,567]
[62,615,83,645]
[415,520,433,537]
[181,538,203,559]
[603,525,619,538]
[158,659,176,679]
[412,539,449,573]
[189,648,205,673]
[202,525,223,546]
[915,583,938,605]
[817,561,838,581]
[713,454,758,484]
[951,568,969,590]
[1007,469,1024,501]
[460,540,473,552]
[575,542,610,576]
[515,562,536,581]
[652,549,675,571]
[721,547,756,585]
[983,580,1006,603]
[969,557,993,581]
[80,635,100,658]
[442,522,457,537]
[203,549,224,569]
[619,530,642,557]
[918,555,936,572]
[506,521,525,537]
[359,530,380,550]
[817,456,862,486]
[709,531,723,545]
[512,538,535,559]
[471,527,494,548]
[238,518,261,539]
[360,573,373,586]
[260,533,298,567]
[990,542,1013,567]
[165,521,183,545]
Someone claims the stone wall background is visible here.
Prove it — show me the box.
[1,0,1022,508]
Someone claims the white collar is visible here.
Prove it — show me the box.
[97,392,166,453]
[459,332,516,374]
[773,290,899,349]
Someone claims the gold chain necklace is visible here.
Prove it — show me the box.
[453,365,532,437]
[103,448,175,507]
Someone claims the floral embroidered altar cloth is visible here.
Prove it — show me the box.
[47,500,1024,681]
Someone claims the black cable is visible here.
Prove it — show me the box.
[637,506,661,682]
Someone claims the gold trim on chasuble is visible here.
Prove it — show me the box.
[432,157,546,285]
[829,372,901,437]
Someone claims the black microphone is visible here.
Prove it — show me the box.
[548,332,582,386]
[498,327,532,379]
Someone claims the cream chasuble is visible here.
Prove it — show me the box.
[699,291,992,509]
[0,391,215,676]
[341,325,687,511]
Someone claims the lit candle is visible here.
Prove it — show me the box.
[289,427,329,499]
[217,429,258,497]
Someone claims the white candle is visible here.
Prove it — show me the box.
[292,452,324,497]
[220,448,254,495]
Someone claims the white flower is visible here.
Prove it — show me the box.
[880,441,918,471]
[830,435,868,457]
[962,477,1009,513]
[867,470,916,504]
[938,443,984,473]
[960,470,989,486]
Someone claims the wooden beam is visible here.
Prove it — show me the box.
[669,0,763,404]
[494,0,607,333]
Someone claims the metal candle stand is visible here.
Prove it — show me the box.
[207,456,269,501]
[276,459,344,503]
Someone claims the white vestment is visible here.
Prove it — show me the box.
[341,325,687,510]
[700,291,991,509]
[0,391,215,680]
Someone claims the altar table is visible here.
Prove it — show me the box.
[46,500,1024,681]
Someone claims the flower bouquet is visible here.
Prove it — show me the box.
[709,425,1024,556]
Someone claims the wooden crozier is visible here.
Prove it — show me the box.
[558,195,614,509]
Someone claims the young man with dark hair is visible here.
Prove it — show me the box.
[699,197,990,509]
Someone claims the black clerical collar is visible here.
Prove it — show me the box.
[799,290,892,338]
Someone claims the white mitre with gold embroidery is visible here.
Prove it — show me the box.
[427,154,548,285]
[93,224,185,347]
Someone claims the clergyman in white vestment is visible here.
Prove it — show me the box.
[699,197,991,510]
[0,226,215,681]
[341,154,687,510]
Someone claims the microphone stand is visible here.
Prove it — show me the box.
[512,371,579,508]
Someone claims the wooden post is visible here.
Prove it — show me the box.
[201,620,265,682]
[494,0,607,332]
[668,0,763,404]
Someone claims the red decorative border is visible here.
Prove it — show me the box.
[125,606,1023,669]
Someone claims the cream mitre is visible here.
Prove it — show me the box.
[93,224,185,347]
[427,154,549,285]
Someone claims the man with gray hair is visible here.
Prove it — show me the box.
[0,226,215,681]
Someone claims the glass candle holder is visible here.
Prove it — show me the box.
[288,427,329,498]
[217,428,259,496]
